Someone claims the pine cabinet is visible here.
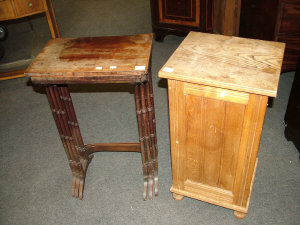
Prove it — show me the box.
[159,32,285,218]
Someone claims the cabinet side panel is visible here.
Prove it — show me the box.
[168,80,186,190]
[219,102,245,191]
[233,94,268,208]
[185,95,204,183]
[201,98,225,187]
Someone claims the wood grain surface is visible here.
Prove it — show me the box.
[159,32,285,97]
[26,34,153,84]
[167,79,269,217]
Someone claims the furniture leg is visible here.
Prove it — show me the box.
[46,85,86,199]
[173,193,184,201]
[140,83,154,200]
[44,0,60,38]
[60,86,94,169]
[234,211,247,219]
[135,84,149,200]
[146,72,158,196]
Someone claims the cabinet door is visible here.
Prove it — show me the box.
[13,0,45,17]
[168,80,268,210]
[0,0,16,21]
[274,1,300,71]
[158,0,208,28]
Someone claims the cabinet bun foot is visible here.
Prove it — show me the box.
[172,193,184,201]
[234,211,247,219]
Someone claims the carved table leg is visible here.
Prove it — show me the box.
[135,84,149,200]
[145,73,158,196]
[46,85,93,199]
[140,83,154,200]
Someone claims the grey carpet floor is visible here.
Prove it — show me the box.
[0,0,299,224]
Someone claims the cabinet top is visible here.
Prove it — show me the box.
[159,32,285,97]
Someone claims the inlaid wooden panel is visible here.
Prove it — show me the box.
[276,2,300,35]
[158,0,200,26]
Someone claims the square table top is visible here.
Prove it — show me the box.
[159,32,285,97]
[25,34,153,84]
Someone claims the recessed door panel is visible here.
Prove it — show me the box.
[184,86,246,192]
[158,0,200,26]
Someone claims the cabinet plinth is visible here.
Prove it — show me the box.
[159,32,285,218]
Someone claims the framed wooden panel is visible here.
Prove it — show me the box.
[168,79,268,215]
[158,0,201,26]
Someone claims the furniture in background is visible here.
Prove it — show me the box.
[25,34,158,200]
[240,0,300,72]
[284,59,300,157]
[150,0,241,41]
[0,0,60,81]
[159,32,285,218]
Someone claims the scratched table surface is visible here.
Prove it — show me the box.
[25,34,153,84]
[159,32,285,97]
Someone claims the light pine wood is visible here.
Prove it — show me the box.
[25,34,153,84]
[234,211,247,219]
[159,32,285,97]
[161,32,285,219]
[173,193,184,201]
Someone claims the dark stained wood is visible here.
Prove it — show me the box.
[135,84,150,200]
[284,59,300,153]
[145,71,159,195]
[28,34,158,200]
[150,0,213,41]
[274,0,300,72]
[239,0,300,72]
[85,143,141,153]
[140,83,154,200]
[213,0,241,36]
[239,0,278,41]
[25,34,153,84]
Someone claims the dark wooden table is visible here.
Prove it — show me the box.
[25,34,158,200]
